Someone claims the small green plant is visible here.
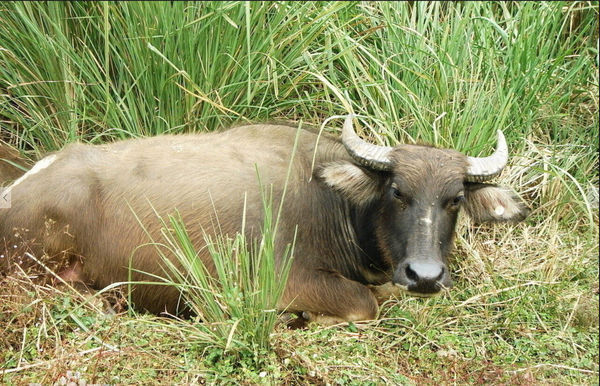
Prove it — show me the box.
[151,185,295,361]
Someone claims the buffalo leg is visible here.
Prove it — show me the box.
[367,281,404,304]
[279,268,379,325]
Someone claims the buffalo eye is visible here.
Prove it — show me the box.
[448,193,465,209]
[391,185,410,209]
[390,183,411,208]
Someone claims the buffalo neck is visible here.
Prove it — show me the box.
[349,200,392,284]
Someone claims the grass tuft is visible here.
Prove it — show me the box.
[151,196,294,361]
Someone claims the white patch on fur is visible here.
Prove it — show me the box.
[421,208,433,226]
[420,207,433,239]
[464,185,529,222]
[4,154,57,194]
[489,188,524,220]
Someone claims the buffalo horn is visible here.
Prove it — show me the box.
[342,115,393,171]
[465,130,508,182]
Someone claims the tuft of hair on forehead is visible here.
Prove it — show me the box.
[388,145,468,194]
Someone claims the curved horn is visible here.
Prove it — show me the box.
[341,114,394,171]
[465,130,508,182]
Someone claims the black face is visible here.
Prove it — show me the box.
[375,172,465,294]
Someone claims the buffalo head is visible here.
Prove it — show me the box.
[318,115,529,295]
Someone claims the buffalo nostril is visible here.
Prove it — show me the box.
[405,264,419,282]
[436,267,445,282]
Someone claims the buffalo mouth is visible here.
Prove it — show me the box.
[393,281,452,297]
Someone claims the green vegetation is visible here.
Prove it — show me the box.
[1,1,598,384]
[148,188,295,360]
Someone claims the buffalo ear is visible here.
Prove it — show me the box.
[463,183,530,223]
[316,161,383,205]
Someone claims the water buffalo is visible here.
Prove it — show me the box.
[0,116,529,324]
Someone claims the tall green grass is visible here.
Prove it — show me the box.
[151,203,294,359]
[0,2,596,144]
[1,1,597,232]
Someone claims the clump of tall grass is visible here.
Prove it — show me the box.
[146,188,294,361]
